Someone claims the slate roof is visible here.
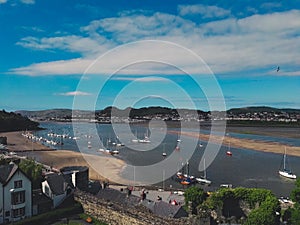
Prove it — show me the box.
[96,188,141,208]
[0,162,19,185]
[142,200,188,218]
[97,188,187,218]
[45,173,69,195]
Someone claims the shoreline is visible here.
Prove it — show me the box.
[2,129,300,185]
[0,131,130,184]
[169,130,300,157]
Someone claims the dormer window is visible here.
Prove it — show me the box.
[14,180,22,189]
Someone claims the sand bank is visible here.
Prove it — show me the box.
[1,131,51,151]
[170,130,300,157]
[25,150,130,184]
[1,131,130,184]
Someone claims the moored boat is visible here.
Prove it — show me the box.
[279,147,296,179]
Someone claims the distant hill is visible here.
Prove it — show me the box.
[0,110,40,132]
[227,106,300,114]
[16,109,93,120]
[16,107,182,118]
[16,106,300,125]
[17,106,300,116]
[16,109,72,118]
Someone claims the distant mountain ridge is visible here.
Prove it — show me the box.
[16,106,300,116]
[15,106,300,120]
[227,106,300,114]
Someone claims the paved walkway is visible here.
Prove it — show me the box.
[109,185,185,205]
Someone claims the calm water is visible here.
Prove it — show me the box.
[35,122,300,197]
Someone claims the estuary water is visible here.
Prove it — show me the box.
[35,121,300,197]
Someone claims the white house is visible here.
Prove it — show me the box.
[0,162,32,224]
[42,173,73,208]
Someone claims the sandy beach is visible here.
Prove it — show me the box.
[1,131,51,151]
[0,131,130,184]
[169,130,300,157]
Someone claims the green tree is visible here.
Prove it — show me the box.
[291,179,300,204]
[244,195,280,225]
[290,179,300,224]
[19,159,43,189]
[184,186,208,214]
[291,204,300,225]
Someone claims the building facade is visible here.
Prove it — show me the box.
[0,162,32,224]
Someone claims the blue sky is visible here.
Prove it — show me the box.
[1,0,300,111]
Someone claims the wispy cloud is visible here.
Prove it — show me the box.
[58,91,92,96]
[260,2,282,10]
[20,26,44,33]
[178,4,231,18]
[20,0,35,4]
[111,76,169,82]
[9,58,90,76]
[16,35,109,56]
[10,8,300,77]
[1,0,35,4]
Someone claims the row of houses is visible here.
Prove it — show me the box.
[0,160,89,224]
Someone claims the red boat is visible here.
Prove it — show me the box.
[226,151,232,156]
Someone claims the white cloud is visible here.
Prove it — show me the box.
[20,0,34,4]
[11,9,300,77]
[10,58,91,76]
[260,2,282,10]
[0,0,7,4]
[16,35,111,56]
[58,91,92,96]
[111,76,169,82]
[178,4,231,18]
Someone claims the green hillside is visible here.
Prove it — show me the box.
[0,110,40,132]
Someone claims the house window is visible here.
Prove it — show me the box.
[12,207,25,218]
[11,191,25,205]
[5,211,10,217]
[14,180,23,189]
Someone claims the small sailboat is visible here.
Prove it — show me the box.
[226,138,232,156]
[180,161,195,185]
[226,151,232,156]
[196,158,211,185]
[138,129,151,143]
[162,143,167,157]
[279,147,296,179]
[132,129,139,143]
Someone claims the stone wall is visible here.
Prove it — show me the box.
[75,190,188,225]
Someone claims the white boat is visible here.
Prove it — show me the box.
[162,143,167,157]
[139,129,151,143]
[138,138,151,143]
[98,148,105,152]
[279,147,296,179]
[196,158,211,185]
[111,150,119,155]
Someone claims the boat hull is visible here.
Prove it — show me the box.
[196,178,211,185]
[279,170,297,179]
